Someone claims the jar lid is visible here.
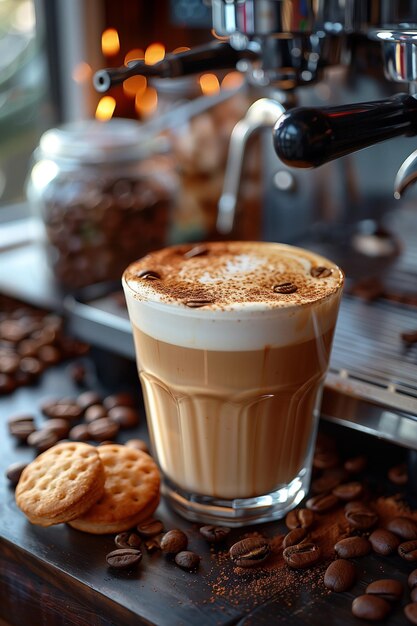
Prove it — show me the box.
[38,118,165,164]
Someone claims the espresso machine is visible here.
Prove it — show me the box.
[91,0,417,451]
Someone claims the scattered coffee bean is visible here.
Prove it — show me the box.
[283,543,321,570]
[5,461,28,487]
[87,417,119,441]
[69,423,90,442]
[344,455,367,474]
[77,390,102,411]
[229,537,271,568]
[399,540,417,561]
[7,413,35,427]
[199,525,231,543]
[386,517,417,541]
[387,463,408,486]
[369,528,400,556]
[108,406,140,429]
[114,532,142,549]
[409,569,417,589]
[9,420,36,442]
[84,404,107,423]
[160,529,188,555]
[306,493,340,513]
[401,331,417,344]
[332,482,364,501]
[106,548,142,569]
[175,551,200,571]
[42,418,71,439]
[404,603,417,625]
[352,595,391,621]
[41,400,83,421]
[103,393,136,410]
[311,468,348,494]
[136,519,164,538]
[324,559,356,592]
[310,266,332,278]
[285,508,315,530]
[282,528,308,549]
[27,429,59,452]
[334,536,371,559]
[273,282,298,294]
[125,439,149,454]
[144,538,161,553]
[345,504,378,530]
[313,450,340,470]
[366,579,403,602]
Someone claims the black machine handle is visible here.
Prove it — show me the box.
[273,94,417,168]
[93,41,259,92]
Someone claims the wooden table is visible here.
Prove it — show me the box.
[1,355,416,626]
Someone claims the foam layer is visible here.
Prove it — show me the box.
[122,242,344,350]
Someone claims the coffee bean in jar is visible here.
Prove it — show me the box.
[27,120,177,291]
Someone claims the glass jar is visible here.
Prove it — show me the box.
[27,119,177,291]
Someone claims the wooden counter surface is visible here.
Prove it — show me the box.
[0,360,416,626]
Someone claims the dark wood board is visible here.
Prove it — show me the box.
[1,358,417,626]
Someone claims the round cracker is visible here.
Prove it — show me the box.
[68,444,160,534]
[15,442,105,526]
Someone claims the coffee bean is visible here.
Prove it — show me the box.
[136,519,164,538]
[184,245,208,259]
[184,299,214,308]
[125,439,149,454]
[332,482,364,501]
[42,418,71,439]
[311,266,332,278]
[311,468,347,495]
[5,461,28,487]
[334,536,371,558]
[409,569,417,589]
[324,559,356,592]
[87,417,119,441]
[27,429,59,452]
[273,282,298,294]
[399,540,417,561]
[108,406,140,429]
[106,548,142,569]
[7,413,35,427]
[386,517,417,541]
[366,579,403,602]
[175,550,200,571]
[199,525,231,543]
[352,595,391,621]
[137,270,161,280]
[19,357,44,377]
[282,528,308,549]
[84,404,107,423]
[404,603,417,625]
[103,393,136,410]
[369,529,400,556]
[160,529,188,555]
[41,400,83,420]
[345,505,378,530]
[344,455,367,474]
[306,493,340,513]
[313,450,340,470]
[285,508,315,530]
[115,532,142,549]
[77,390,102,411]
[388,463,408,486]
[69,424,90,442]
[9,420,36,442]
[38,345,61,365]
[283,543,321,569]
[144,537,161,553]
[229,537,270,568]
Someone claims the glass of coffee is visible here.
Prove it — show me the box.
[122,241,344,526]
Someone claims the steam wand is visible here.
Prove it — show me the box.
[93,41,260,93]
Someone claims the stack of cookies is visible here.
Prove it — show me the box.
[15,441,160,534]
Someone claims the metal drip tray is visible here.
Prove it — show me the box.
[323,295,417,449]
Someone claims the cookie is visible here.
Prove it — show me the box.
[68,444,160,534]
[15,442,105,526]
